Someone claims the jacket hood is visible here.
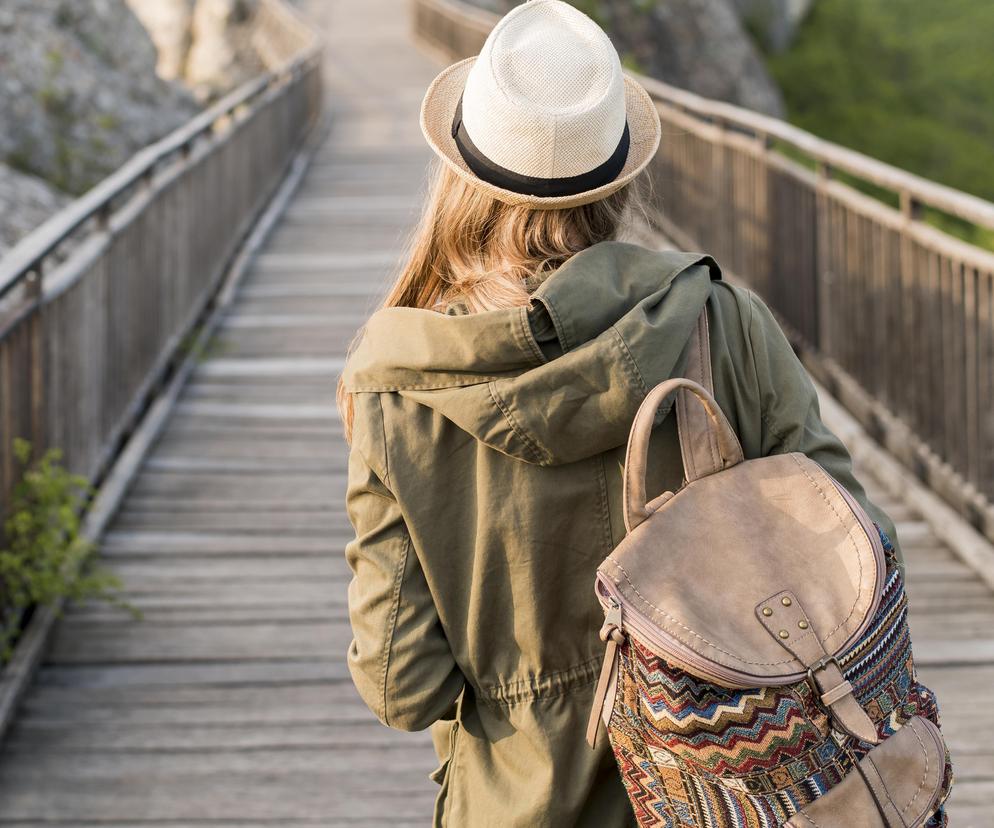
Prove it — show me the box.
[342,241,721,465]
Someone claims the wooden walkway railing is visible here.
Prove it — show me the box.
[412,0,994,543]
[0,0,322,543]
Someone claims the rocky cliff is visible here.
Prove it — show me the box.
[0,166,71,261]
[0,0,198,198]
[0,0,267,261]
[126,0,264,102]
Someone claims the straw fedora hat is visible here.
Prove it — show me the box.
[419,0,662,210]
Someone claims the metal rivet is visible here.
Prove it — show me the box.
[781,596,793,607]
[798,620,809,630]
[762,607,773,617]
[778,629,789,639]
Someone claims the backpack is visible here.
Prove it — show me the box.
[586,306,953,826]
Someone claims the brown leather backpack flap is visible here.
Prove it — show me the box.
[599,449,884,689]
[786,716,948,827]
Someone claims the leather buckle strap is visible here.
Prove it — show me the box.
[804,654,851,706]
[820,677,856,707]
[756,591,879,745]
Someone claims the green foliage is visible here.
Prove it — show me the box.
[766,0,994,207]
[739,1,779,53]
[621,52,645,74]
[570,0,606,27]
[0,439,134,662]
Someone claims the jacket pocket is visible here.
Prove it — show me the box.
[429,718,459,784]
[430,718,461,827]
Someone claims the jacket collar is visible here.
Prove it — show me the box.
[342,241,718,392]
[341,241,721,465]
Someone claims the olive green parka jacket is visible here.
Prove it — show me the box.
[340,241,902,827]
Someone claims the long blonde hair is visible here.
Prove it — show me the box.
[337,160,650,441]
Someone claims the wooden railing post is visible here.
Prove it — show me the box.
[814,161,833,360]
[27,267,45,460]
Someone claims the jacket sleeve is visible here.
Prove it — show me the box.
[743,288,906,573]
[343,413,465,732]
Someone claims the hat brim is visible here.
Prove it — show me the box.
[420,57,662,210]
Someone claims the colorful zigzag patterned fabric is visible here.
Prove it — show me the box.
[606,524,954,826]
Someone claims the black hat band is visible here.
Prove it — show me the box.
[450,93,631,199]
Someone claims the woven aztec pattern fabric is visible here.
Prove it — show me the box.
[606,524,954,826]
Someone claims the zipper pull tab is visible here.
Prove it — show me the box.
[599,598,624,644]
[588,600,625,750]
[587,633,621,749]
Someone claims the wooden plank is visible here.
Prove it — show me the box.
[160,419,343,441]
[153,428,344,451]
[181,382,340,402]
[46,622,348,664]
[100,531,348,555]
[142,457,340,474]
[87,559,353,585]
[124,474,346,501]
[220,313,364,328]
[3,720,430,753]
[18,682,377,723]
[173,401,341,420]
[112,509,344,532]
[0,766,438,823]
[248,250,398,272]
[63,605,344,625]
[34,660,347,689]
[118,496,342,512]
[195,357,344,378]
[238,282,385,298]
[207,329,360,358]
[911,639,994,667]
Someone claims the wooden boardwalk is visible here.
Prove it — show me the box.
[0,0,991,824]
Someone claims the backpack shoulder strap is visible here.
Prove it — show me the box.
[675,304,722,481]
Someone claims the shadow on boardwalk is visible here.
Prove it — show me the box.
[0,0,990,824]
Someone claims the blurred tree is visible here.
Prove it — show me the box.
[766,0,994,203]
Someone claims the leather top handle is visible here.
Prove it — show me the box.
[623,378,744,533]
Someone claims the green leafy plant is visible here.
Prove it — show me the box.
[0,439,134,662]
